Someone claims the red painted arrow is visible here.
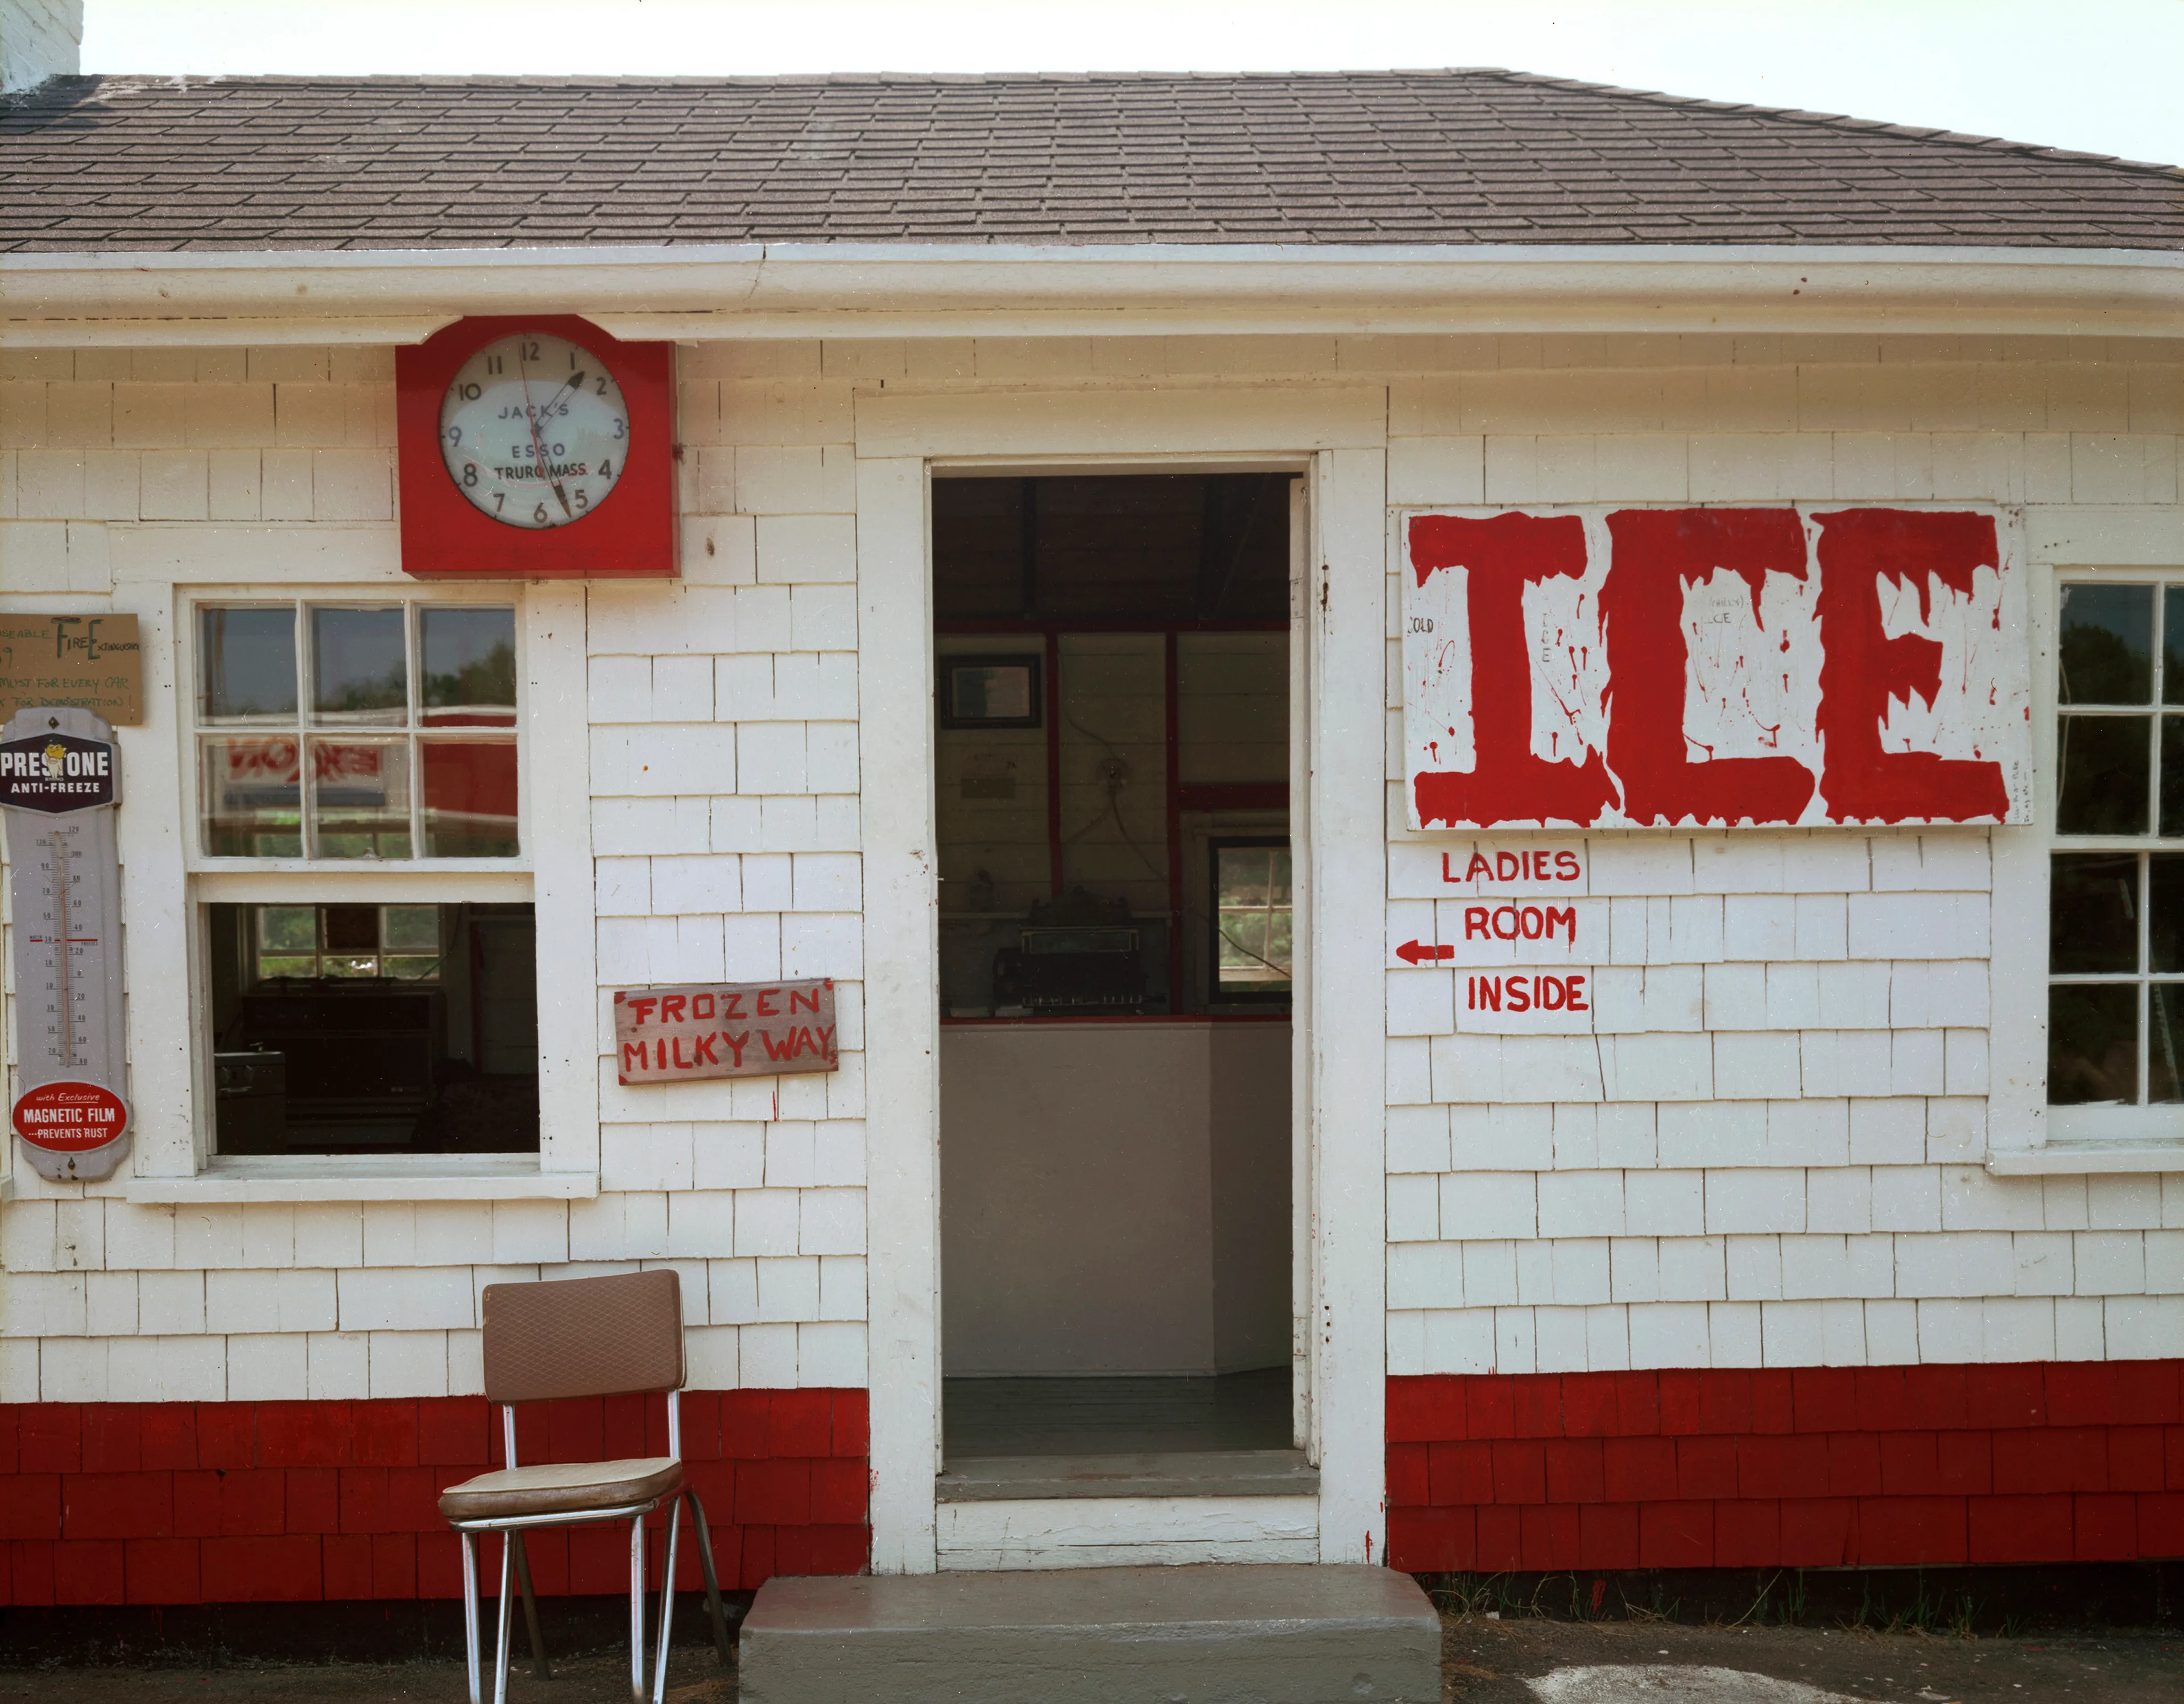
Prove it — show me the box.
[1395,939,1454,965]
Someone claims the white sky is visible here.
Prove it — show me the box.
[84,0,2184,170]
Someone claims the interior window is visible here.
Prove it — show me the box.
[208,901,539,1155]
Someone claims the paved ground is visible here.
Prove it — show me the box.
[1443,1615,2184,1702]
[0,1611,2177,1702]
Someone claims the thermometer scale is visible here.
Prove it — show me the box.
[4,707,129,1182]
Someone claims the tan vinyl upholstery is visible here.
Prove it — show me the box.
[480,1268,685,1404]
[438,1458,684,1523]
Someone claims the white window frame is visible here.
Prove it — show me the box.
[126,582,598,1201]
[1992,556,2184,1174]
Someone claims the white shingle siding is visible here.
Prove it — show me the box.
[3,331,2182,1403]
[1384,333,2184,1378]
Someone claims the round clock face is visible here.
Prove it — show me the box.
[438,332,631,529]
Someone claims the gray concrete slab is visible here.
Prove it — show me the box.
[936,1447,1319,1501]
[738,1562,1440,1704]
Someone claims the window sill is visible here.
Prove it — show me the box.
[126,1155,597,1203]
[1986,1143,2184,1175]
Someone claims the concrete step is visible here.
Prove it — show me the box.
[937,1447,1320,1501]
[738,1562,1440,1704]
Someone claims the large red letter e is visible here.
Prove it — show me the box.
[1811,508,2011,824]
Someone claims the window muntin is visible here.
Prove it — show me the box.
[195,602,518,861]
[2049,579,2184,1109]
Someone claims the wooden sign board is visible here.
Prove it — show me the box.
[613,978,838,1085]
[1403,505,2031,829]
[0,614,143,725]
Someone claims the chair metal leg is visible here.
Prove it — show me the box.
[628,1515,647,1703]
[493,1531,517,1704]
[511,1532,551,1681]
[682,1489,733,1664]
[651,1498,682,1704]
[460,1531,483,1704]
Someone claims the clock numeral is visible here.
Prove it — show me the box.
[461,464,478,487]
[445,425,462,446]
[523,341,541,361]
[459,383,481,400]
[573,487,590,512]
[595,375,609,396]
[533,502,550,524]
[598,458,612,479]
[493,492,505,513]
[485,355,503,375]
[569,349,581,369]
[611,417,625,439]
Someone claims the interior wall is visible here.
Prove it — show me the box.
[940,1020,1289,1376]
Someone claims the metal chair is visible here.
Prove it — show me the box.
[437,1268,731,1704]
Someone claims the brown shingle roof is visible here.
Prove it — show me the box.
[4,69,2181,254]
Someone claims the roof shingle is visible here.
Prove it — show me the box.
[3,68,2179,254]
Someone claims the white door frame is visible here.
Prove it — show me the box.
[854,384,1388,1573]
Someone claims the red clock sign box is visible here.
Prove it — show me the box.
[396,314,676,580]
[1403,504,2032,830]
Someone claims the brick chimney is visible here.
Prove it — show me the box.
[2,0,84,93]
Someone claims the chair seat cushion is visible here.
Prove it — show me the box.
[439,1457,684,1522]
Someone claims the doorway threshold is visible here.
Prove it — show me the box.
[938,1447,1317,1502]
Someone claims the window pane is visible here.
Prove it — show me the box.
[200,735,302,856]
[420,607,517,727]
[1271,847,1292,905]
[311,607,408,726]
[2050,853,2139,974]
[383,906,440,950]
[258,906,317,953]
[2049,983,2139,1105]
[309,738,411,858]
[199,608,298,724]
[2055,715,2150,835]
[2058,582,2153,705]
[1220,911,1269,969]
[1218,846,1272,907]
[421,740,520,857]
[2152,985,2184,1103]
[322,905,378,953]
[2161,716,2184,837]
[2153,854,2184,974]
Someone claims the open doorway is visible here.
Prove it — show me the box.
[933,471,1302,1494]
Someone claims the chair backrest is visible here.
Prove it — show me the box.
[481,1269,685,1404]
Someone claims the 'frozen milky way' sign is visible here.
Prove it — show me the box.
[1403,505,2030,830]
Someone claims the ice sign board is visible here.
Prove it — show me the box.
[4,707,130,1182]
[1402,505,2032,830]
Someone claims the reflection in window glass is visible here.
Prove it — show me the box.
[421,741,519,857]
[309,737,411,859]
[198,609,297,724]
[199,735,303,856]
[2058,582,2153,704]
[1213,840,1292,998]
[2051,854,2140,974]
[2049,983,2138,1106]
[197,602,518,860]
[312,607,408,725]
[420,607,518,727]
[2055,715,2150,835]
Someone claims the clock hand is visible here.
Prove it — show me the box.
[515,350,574,522]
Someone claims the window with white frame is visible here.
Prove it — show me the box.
[2047,577,2184,1127]
[190,598,537,1157]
